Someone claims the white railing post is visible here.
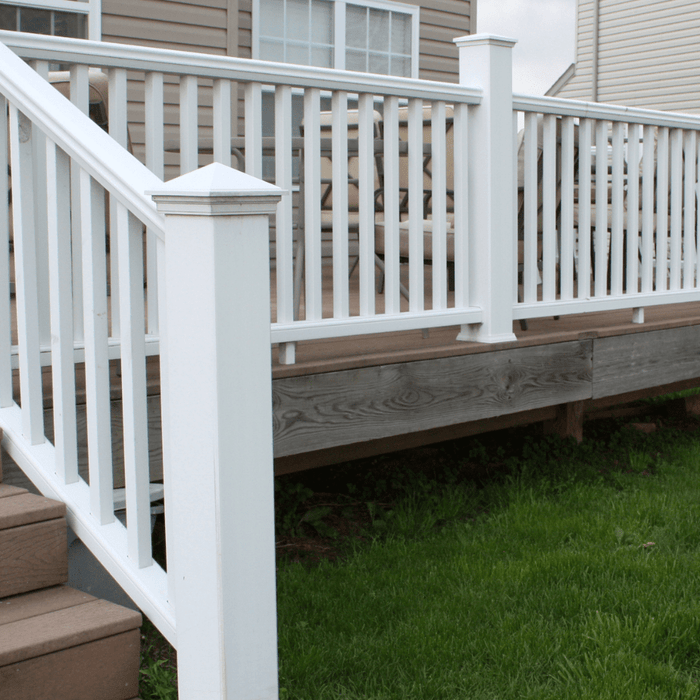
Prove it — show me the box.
[454,35,518,343]
[149,163,283,700]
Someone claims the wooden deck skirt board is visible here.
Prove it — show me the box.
[273,339,594,457]
[592,324,700,400]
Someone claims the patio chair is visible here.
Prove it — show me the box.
[373,105,455,309]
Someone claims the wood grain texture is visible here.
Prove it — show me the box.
[273,340,593,456]
[0,493,65,530]
[593,325,700,399]
[0,598,141,666]
[0,519,67,599]
[42,396,163,490]
[274,405,558,475]
[544,401,585,443]
[0,628,140,700]
[0,484,27,499]
[0,586,94,627]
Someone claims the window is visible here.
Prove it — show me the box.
[255,0,419,78]
[0,0,100,40]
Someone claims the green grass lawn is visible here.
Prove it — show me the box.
[142,401,700,699]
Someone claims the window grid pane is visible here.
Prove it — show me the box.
[345,3,412,77]
[0,4,86,37]
[260,0,334,67]
[259,0,413,76]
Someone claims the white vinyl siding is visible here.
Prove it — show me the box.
[556,0,700,115]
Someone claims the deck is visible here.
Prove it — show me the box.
[7,254,700,485]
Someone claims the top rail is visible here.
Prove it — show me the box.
[514,93,700,130]
[0,31,483,104]
[0,38,164,235]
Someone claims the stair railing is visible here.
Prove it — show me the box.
[0,38,282,700]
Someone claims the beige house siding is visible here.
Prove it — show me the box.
[414,0,471,82]
[105,0,470,78]
[101,0,471,175]
[554,0,700,114]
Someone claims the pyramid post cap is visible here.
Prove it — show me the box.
[147,162,285,199]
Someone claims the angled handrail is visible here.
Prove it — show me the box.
[0,39,164,235]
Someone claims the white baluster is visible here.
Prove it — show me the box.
[453,101,469,310]
[683,130,696,289]
[145,71,164,335]
[116,202,151,568]
[109,67,128,341]
[275,85,295,364]
[625,123,640,293]
[46,140,78,484]
[610,121,625,296]
[560,116,575,300]
[656,127,669,291]
[80,169,114,525]
[523,111,538,303]
[381,95,401,314]
[303,87,322,320]
[577,118,592,299]
[407,97,424,313]
[180,75,198,175]
[213,79,232,167]
[641,125,655,294]
[245,82,262,178]
[29,61,50,350]
[669,128,682,290]
[431,100,447,310]
[594,119,609,297]
[9,106,44,444]
[331,90,349,319]
[542,113,557,301]
[0,96,10,408]
[70,64,89,343]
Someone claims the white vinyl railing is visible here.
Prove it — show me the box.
[0,38,281,700]
[0,29,485,364]
[0,38,171,639]
[514,94,700,325]
[5,26,700,700]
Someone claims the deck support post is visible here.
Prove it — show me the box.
[544,400,586,444]
[454,34,518,344]
[150,163,283,700]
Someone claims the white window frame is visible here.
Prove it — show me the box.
[0,0,101,40]
[253,0,420,79]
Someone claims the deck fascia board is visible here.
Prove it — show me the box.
[273,339,594,457]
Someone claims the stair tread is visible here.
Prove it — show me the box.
[0,595,142,667]
[0,484,28,499]
[0,492,66,530]
[0,585,95,626]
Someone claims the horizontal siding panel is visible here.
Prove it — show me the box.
[103,0,226,28]
[600,0,697,20]
[102,34,228,55]
[419,68,459,83]
[103,18,227,50]
[420,8,469,30]
[600,62,700,85]
[600,42,700,66]
[421,37,460,59]
[599,18,700,48]
[420,23,469,43]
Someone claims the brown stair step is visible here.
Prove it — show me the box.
[0,484,28,499]
[0,489,67,598]
[0,584,142,700]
